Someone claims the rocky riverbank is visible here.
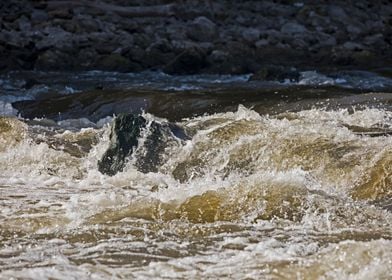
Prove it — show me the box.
[0,0,391,75]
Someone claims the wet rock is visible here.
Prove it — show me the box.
[98,114,146,176]
[187,16,218,42]
[98,114,189,176]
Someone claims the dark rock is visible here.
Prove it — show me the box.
[0,30,28,48]
[351,50,378,66]
[364,34,384,46]
[143,39,175,67]
[17,15,31,32]
[255,39,269,48]
[164,46,207,74]
[48,8,73,20]
[208,50,228,63]
[98,114,146,176]
[187,16,218,42]
[96,53,136,72]
[242,28,260,43]
[98,114,189,176]
[36,27,72,51]
[281,22,307,34]
[76,16,102,33]
[35,50,73,70]
[77,48,98,68]
[0,1,391,73]
[328,5,349,23]
[30,9,49,25]
[342,42,365,51]
[374,68,392,79]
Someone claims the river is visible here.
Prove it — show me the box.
[0,70,391,279]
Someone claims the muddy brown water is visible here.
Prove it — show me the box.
[1,71,392,279]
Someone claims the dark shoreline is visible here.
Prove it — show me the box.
[0,0,391,75]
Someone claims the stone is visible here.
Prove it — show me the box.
[30,9,49,25]
[346,25,362,35]
[17,16,31,32]
[281,22,307,34]
[364,34,384,46]
[242,28,260,43]
[98,114,146,176]
[342,42,364,51]
[143,39,175,67]
[36,27,72,51]
[98,114,189,176]
[164,46,207,74]
[328,6,349,23]
[255,39,269,48]
[187,16,218,42]
[351,50,377,66]
[48,8,73,20]
[209,50,228,63]
[35,50,73,70]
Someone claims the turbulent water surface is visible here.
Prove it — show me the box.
[1,71,392,279]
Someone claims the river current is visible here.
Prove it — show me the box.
[0,70,391,279]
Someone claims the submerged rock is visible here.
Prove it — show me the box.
[98,113,189,176]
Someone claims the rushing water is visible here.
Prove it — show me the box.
[0,71,392,279]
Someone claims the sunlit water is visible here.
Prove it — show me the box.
[1,71,392,279]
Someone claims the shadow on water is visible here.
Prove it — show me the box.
[13,85,391,122]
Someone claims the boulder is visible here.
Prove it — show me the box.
[143,39,175,67]
[30,9,49,25]
[280,22,307,34]
[242,28,260,43]
[35,27,73,51]
[164,46,207,74]
[35,50,73,70]
[98,114,189,176]
[187,16,218,42]
[208,50,228,63]
[98,114,146,176]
